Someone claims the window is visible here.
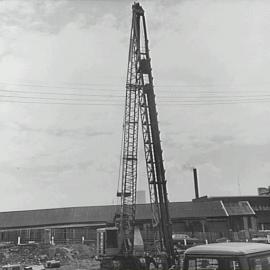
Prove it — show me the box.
[249,255,270,270]
[187,258,240,270]
[188,258,219,270]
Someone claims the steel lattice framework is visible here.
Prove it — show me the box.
[118,2,175,265]
[117,3,140,253]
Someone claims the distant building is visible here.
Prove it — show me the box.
[136,190,146,204]
[0,200,255,246]
[258,187,270,196]
[195,195,270,231]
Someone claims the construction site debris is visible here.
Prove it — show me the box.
[24,265,45,270]
[45,260,60,268]
[2,264,22,270]
[0,243,97,270]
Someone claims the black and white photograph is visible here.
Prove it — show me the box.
[0,0,269,269]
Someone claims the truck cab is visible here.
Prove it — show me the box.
[183,242,270,270]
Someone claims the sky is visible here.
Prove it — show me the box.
[0,0,270,211]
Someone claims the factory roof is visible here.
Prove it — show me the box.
[0,200,254,230]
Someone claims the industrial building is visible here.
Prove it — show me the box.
[0,200,256,246]
[196,195,270,231]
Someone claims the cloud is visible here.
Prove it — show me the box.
[0,1,75,34]
[210,135,234,144]
[0,0,269,210]
[11,122,113,138]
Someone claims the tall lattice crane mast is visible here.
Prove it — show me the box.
[117,2,141,255]
[118,3,175,264]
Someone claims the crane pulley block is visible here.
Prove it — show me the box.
[143,84,151,93]
[139,59,151,74]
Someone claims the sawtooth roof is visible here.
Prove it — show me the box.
[223,201,255,216]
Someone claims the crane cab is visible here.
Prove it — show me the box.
[97,227,120,259]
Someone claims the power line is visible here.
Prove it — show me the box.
[1,92,270,102]
[159,98,270,103]
[0,97,270,107]
[0,83,270,106]
[2,87,270,100]
[159,94,270,99]
[0,95,112,102]
[158,100,270,106]
[2,81,270,92]
[3,80,270,87]
[0,84,122,92]
[0,92,270,104]
[0,89,124,98]
[0,99,123,106]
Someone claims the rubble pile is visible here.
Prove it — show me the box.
[0,243,96,267]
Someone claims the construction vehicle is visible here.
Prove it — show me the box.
[96,3,175,269]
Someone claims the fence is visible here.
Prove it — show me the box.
[0,227,264,248]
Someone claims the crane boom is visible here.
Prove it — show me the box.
[118,2,175,264]
[117,3,141,256]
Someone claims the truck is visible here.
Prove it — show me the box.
[183,242,270,270]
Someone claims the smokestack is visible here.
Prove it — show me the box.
[193,168,199,199]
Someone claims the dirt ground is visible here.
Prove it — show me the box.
[58,259,100,270]
[0,243,100,270]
